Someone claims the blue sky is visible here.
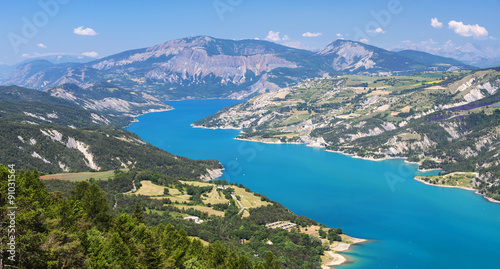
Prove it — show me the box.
[1,0,499,65]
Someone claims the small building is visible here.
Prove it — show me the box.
[184,216,203,224]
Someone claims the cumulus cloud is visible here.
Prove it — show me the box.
[448,21,488,38]
[336,33,343,38]
[74,26,98,36]
[368,27,386,34]
[431,18,443,29]
[266,31,282,41]
[266,31,291,41]
[82,51,99,58]
[360,38,369,43]
[302,32,323,37]
[37,43,47,48]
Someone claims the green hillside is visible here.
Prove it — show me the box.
[195,68,500,200]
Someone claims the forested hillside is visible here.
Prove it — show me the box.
[0,85,221,178]
[1,165,353,268]
[0,165,282,268]
[0,85,131,127]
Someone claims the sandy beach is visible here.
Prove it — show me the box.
[322,251,347,268]
[322,238,367,268]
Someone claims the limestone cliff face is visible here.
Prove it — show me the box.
[144,49,297,84]
[319,41,377,71]
[1,36,300,98]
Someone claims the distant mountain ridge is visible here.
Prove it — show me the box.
[1,36,474,100]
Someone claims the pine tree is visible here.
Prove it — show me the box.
[238,255,254,269]
[80,183,110,228]
[140,229,163,269]
[264,251,281,269]
[104,232,136,269]
[133,202,144,223]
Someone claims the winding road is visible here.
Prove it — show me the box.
[230,192,245,214]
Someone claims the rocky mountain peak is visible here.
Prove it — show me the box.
[318,39,369,55]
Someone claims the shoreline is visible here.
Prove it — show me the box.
[414,176,500,204]
[322,238,367,268]
[124,107,173,128]
[191,124,241,130]
[217,134,500,205]
[413,176,476,191]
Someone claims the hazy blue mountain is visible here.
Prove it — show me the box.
[397,50,475,70]
[17,54,96,65]
[0,64,14,79]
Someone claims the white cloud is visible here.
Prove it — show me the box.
[21,52,100,59]
[336,33,343,38]
[37,43,47,48]
[266,31,282,41]
[448,21,488,38]
[368,27,386,34]
[360,38,369,43]
[74,26,98,36]
[266,31,291,42]
[82,51,99,58]
[302,32,323,37]
[431,18,443,29]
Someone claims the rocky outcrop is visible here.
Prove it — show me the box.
[200,168,224,181]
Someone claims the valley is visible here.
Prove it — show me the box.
[1,32,499,268]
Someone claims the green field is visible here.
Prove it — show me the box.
[39,169,128,181]
[417,172,477,188]
[132,179,271,217]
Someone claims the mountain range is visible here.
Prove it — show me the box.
[1,36,474,100]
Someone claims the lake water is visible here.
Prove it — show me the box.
[127,99,500,269]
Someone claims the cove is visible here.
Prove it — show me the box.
[127,99,500,269]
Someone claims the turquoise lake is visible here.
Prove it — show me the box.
[127,99,500,268]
